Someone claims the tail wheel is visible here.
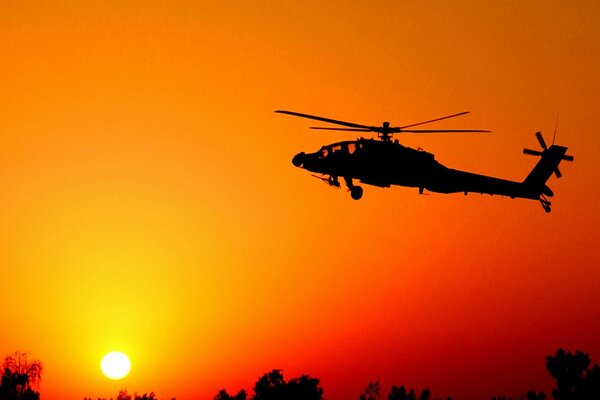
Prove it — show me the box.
[350,186,363,200]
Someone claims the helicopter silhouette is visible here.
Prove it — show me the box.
[276,110,573,212]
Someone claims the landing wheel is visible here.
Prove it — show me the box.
[539,195,552,213]
[350,186,363,200]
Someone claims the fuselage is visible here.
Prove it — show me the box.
[292,138,549,200]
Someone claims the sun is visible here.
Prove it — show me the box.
[101,352,131,380]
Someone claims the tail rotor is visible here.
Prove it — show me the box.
[523,131,574,178]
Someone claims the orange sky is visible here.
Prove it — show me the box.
[1,1,599,399]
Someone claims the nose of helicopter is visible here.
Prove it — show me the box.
[292,152,305,167]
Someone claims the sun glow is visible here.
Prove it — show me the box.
[101,352,131,380]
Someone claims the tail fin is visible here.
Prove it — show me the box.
[522,131,574,212]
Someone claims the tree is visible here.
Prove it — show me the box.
[253,370,286,400]
[84,390,165,400]
[388,386,430,400]
[251,369,323,400]
[116,389,132,400]
[524,391,546,400]
[114,390,159,400]
[359,381,381,400]
[0,352,43,400]
[133,393,158,400]
[214,388,247,400]
[286,375,323,400]
[545,348,600,400]
[579,363,600,399]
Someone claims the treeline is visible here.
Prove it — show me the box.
[214,349,600,400]
[1,348,599,400]
[213,368,438,400]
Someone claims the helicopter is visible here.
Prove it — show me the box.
[276,109,574,212]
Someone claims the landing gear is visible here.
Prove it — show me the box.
[350,186,363,200]
[539,195,552,213]
[344,177,363,200]
[328,175,340,187]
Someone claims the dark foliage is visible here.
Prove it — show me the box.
[524,391,546,400]
[0,352,42,400]
[253,370,287,400]
[285,375,324,400]
[216,369,323,400]
[359,381,381,400]
[252,370,323,400]
[388,385,430,400]
[114,389,158,400]
[84,389,163,400]
[492,392,545,400]
[546,349,600,400]
[214,388,247,400]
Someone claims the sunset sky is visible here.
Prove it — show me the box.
[1,1,599,399]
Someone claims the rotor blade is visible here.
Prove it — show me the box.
[523,148,543,156]
[562,154,574,162]
[399,129,491,133]
[275,110,371,129]
[554,168,562,178]
[310,127,372,132]
[399,111,470,129]
[535,131,548,150]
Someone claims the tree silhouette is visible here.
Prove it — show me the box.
[84,390,166,400]
[286,375,323,400]
[251,369,323,400]
[253,369,287,400]
[209,349,600,400]
[133,392,158,400]
[214,388,247,400]
[545,349,600,400]
[524,391,546,400]
[492,393,545,400]
[215,369,324,400]
[359,381,381,400]
[580,364,600,399]
[388,385,430,400]
[0,352,42,400]
[113,389,159,400]
[116,389,131,400]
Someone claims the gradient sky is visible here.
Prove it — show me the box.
[1,1,599,399]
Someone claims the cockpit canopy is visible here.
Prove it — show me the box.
[317,141,361,159]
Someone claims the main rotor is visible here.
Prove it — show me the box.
[275,110,490,142]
